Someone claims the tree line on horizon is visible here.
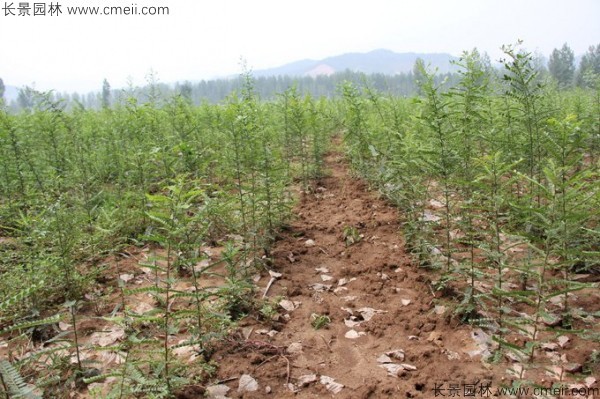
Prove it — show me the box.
[1,42,599,112]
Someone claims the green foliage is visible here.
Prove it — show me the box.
[576,44,600,88]
[0,360,41,399]
[0,78,5,106]
[101,79,111,109]
[310,313,331,330]
[342,225,361,246]
[548,43,576,87]
[339,42,599,372]
[1,50,598,395]
[0,71,333,396]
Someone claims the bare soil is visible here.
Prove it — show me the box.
[208,147,600,398]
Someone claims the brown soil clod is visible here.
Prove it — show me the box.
[211,145,521,398]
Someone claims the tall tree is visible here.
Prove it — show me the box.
[0,78,5,105]
[548,43,575,87]
[412,58,426,95]
[17,86,35,110]
[101,79,111,108]
[576,44,600,87]
[178,81,193,102]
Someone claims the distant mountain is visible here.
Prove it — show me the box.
[253,49,458,77]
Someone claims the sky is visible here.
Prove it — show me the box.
[1,0,599,93]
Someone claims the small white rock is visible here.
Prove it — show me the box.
[206,384,230,399]
[377,354,393,363]
[287,342,303,355]
[430,247,443,255]
[297,374,318,387]
[58,322,72,331]
[238,374,259,393]
[309,283,331,292]
[345,329,366,339]
[421,211,441,222]
[385,349,405,361]
[344,319,361,328]
[541,343,559,351]
[268,270,282,279]
[584,377,596,388]
[193,260,210,273]
[119,273,135,282]
[357,307,386,321]
[305,239,316,247]
[379,363,404,377]
[429,199,444,209]
[286,383,298,393]
[320,375,344,394]
[279,299,300,312]
[557,335,570,348]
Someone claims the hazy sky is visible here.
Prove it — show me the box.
[1,0,599,92]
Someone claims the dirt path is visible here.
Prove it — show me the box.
[212,143,503,398]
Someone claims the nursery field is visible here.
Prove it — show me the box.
[1,47,599,398]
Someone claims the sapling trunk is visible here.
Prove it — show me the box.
[163,241,172,393]
[418,62,454,271]
[68,301,83,372]
[529,248,550,362]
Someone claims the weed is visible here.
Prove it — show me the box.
[310,314,331,330]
